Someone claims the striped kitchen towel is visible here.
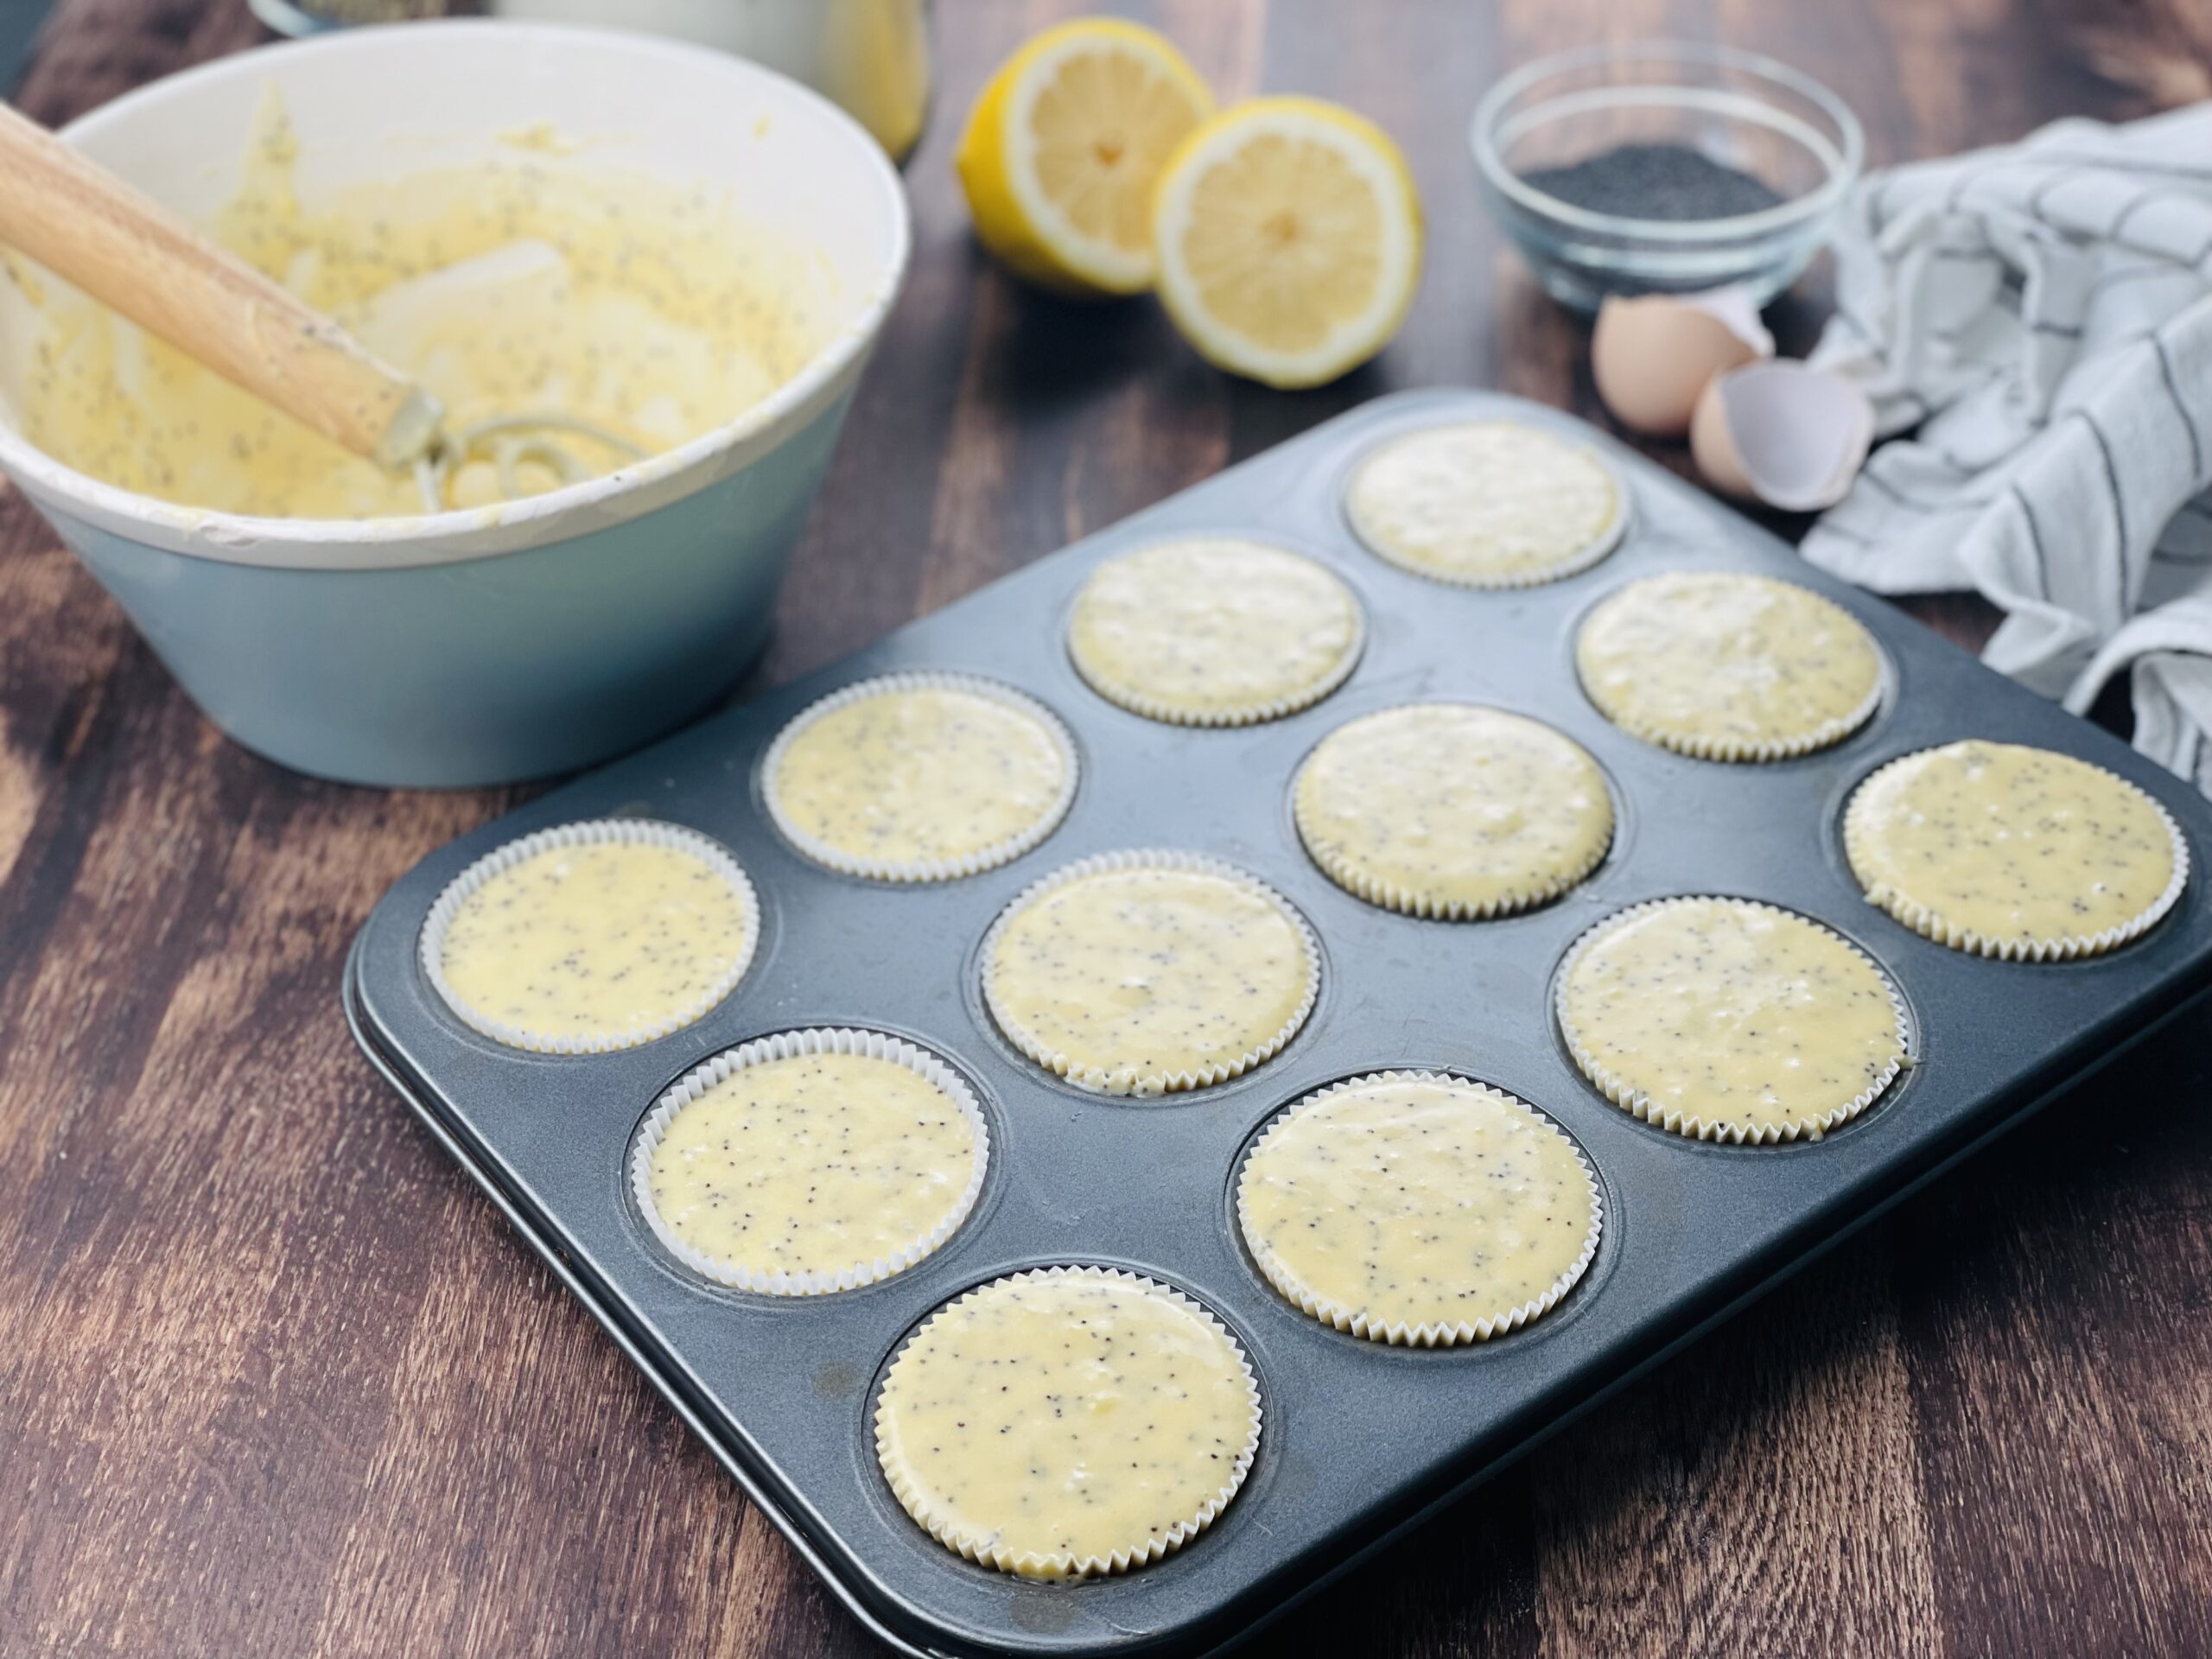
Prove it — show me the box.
[1803,101,2212,796]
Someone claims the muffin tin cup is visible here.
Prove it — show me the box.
[1236,1071,1604,1346]
[418,817,760,1055]
[629,1027,990,1296]
[1844,751,2194,962]
[1066,538,1370,728]
[978,848,1323,1097]
[872,1264,1264,1581]
[1555,895,1916,1146]
[1290,705,1617,919]
[760,671,1081,882]
[1344,424,1631,591]
[1574,574,1889,763]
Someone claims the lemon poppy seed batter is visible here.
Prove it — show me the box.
[1346,420,1624,588]
[1576,571,1884,760]
[1066,537,1363,724]
[635,1038,983,1292]
[765,676,1076,880]
[429,824,755,1052]
[874,1267,1262,1580]
[1238,1073,1600,1345]
[982,854,1319,1095]
[19,98,824,518]
[1294,703,1613,917]
[1558,897,1908,1143]
[1845,739,2187,960]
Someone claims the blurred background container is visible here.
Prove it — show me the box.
[247,0,934,160]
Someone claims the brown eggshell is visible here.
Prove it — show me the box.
[1592,289,1771,439]
[1690,372,1755,498]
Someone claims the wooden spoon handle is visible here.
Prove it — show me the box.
[0,100,441,467]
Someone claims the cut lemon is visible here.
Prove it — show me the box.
[1153,98,1424,388]
[955,19,1215,296]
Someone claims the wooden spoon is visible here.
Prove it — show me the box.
[0,99,443,472]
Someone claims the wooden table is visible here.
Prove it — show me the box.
[5,3,2209,1655]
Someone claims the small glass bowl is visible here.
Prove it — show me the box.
[1471,41,1863,313]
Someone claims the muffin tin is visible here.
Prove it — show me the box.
[344,390,2212,1658]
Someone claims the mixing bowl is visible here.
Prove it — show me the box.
[0,22,911,786]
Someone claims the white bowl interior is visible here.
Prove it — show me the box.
[0,21,908,556]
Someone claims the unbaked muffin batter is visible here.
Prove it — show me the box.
[1346,420,1624,587]
[1845,739,2185,958]
[1559,897,1907,1142]
[13,97,826,517]
[1067,537,1363,724]
[641,1048,981,1288]
[983,859,1316,1095]
[1577,571,1883,760]
[1294,703,1612,917]
[1238,1073,1599,1344]
[435,834,753,1049]
[874,1267,1261,1579]
[766,678,1073,878]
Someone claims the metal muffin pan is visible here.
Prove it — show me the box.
[345,389,2212,1657]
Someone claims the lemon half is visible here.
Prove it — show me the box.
[955,19,1214,296]
[1153,98,1424,388]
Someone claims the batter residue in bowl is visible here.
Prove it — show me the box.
[7,97,832,518]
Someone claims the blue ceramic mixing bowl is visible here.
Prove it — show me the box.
[0,22,912,786]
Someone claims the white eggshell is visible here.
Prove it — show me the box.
[1591,285,1775,439]
[1690,360,1874,511]
[1675,285,1775,358]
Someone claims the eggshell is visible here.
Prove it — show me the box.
[1592,286,1775,439]
[1689,383,1754,498]
[1691,360,1873,512]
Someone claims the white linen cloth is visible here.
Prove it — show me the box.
[1802,103,2212,795]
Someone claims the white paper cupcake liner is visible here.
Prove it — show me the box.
[1586,669,1885,764]
[1345,425,1630,592]
[628,1027,988,1296]
[874,1264,1263,1580]
[1576,580,1886,763]
[1291,718,1614,920]
[1844,751,2191,962]
[1555,896,1914,1146]
[980,848,1322,1096]
[1066,540,1368,728]
[419,818,759,1055]
[1237,1071,1603,1346]
[760,671,1080,882]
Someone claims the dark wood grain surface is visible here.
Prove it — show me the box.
[5,2,2211,1656]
